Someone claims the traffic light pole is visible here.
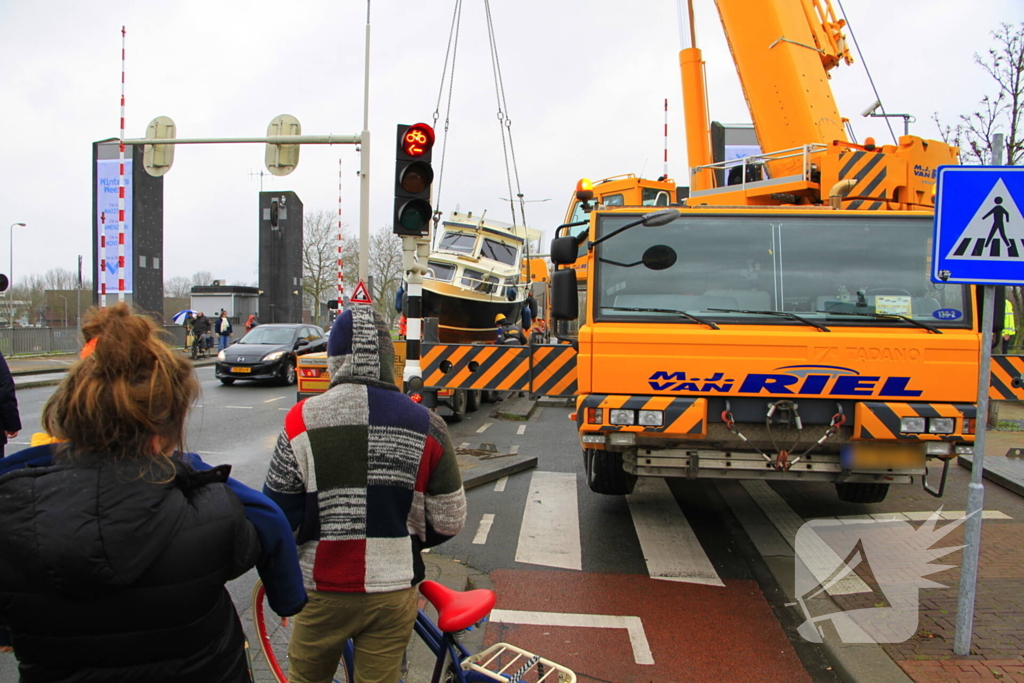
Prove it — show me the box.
[358,3,372,284]
[401,235,430,386]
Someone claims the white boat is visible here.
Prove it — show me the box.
[421,211,538,343]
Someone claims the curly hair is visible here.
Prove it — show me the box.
[42,303,199,466]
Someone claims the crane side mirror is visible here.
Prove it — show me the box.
[551,269,579,321]
[550,236,580,266]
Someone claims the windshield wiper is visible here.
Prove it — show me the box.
[815,310,942,334]
[707,308,830,332]
[608,306,720,330]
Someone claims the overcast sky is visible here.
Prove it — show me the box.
[1,0,1021,290]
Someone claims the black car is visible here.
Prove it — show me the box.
[215,324,327,386]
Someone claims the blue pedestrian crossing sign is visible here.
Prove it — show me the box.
[933,166,1024,285]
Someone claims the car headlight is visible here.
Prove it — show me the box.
[262,351,286,362]
[928,417,955,434]
[217,350,226,361]
[638,410,664,427]
[900,417,926,434]
[609,409,635,425]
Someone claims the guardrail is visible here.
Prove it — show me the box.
[0,325,187,356]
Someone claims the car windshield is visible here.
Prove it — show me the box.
[239,327,295,344]
[593,213,970,328]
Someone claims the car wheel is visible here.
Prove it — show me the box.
[447,389,467,423]
[834,482,889,504]
[465,390,481,413]
[220,378,235,386]
[281,361,297,386]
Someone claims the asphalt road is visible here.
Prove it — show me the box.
[3,374,1023,682]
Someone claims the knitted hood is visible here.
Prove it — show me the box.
[327,306,397,387]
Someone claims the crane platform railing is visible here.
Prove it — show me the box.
[689,143,828,198]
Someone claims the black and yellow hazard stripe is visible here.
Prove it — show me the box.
[837,149,891,209]
[990,355,1024,400]
[853,402,976,441]
[577,395,707,437]
[421,343,578,395]
[528,344,577,396]
[422,343,531,391]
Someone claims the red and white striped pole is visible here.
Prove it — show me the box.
[116,26,127,305]
[336,158,345,313]
[663,98,669,179]
[100,213,107,309]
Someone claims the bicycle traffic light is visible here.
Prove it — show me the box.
[393,123,435,236]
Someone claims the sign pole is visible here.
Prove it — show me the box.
[954,284,994,654]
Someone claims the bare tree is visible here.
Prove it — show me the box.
[367,227,404,327]
[302,209,342,325]
[165,276,192,298]
[42,268,79,291]
[934,22,1024,165]
[189,271,214,288]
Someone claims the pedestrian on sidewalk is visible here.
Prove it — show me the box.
[245,313,259,333]
[217,310,233,352]
[0,351,19,458]
[0,303,306,680]
[264,305,467,683]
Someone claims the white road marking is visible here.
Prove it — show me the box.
[626,478,724,586]
[476,422,492,434]
[279,408,290,411]
[225,406,254,409]
[816,510,1013,523]
[489,609,654,665]
[515,471,582,570]
[509,444,519,455]
[459,442,470,450]
[264,396,285,403]
[742,481,871,595]
[472,513,496,545]
[517,425,526,435]
[493,476,508,492]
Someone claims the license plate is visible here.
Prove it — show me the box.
[841,443,925,469]
[231,366,252,374]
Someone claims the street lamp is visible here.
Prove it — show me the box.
[8,222,25,326]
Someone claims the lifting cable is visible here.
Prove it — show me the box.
[834,0,897,145]
[483,0,528,232]
[431,0,464,231]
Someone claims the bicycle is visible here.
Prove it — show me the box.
[252,579,576,683]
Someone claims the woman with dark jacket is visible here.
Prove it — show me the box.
[0,350,20,458]
[0,304,282,683]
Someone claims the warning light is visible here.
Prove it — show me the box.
[576,178,594,203]
[402,123,435,157]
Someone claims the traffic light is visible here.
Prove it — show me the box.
[393,123,435,236]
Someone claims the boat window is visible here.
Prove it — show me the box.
[462,268,498,293]
[481,238,518,266]
[427,261,456,282]
[603,194,624,206]
[439,232,477,254]
[642,188,671,206]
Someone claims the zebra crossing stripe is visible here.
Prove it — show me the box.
[515,471,582,570]
[626,478,724,586]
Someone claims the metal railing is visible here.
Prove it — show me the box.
[0,325,187,357]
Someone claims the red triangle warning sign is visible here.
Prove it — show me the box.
[350,280,373,304]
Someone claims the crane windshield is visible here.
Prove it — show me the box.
[593,213,970,328]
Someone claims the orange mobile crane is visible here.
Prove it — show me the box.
[548,0,1017,503]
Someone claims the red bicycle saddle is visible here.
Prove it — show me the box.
[419,580,497,633]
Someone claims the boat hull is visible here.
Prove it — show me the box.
[422,286,525,343]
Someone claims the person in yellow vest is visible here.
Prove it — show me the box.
[1003,298,1016,354]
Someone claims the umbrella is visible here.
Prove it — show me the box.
[172,309,197,325]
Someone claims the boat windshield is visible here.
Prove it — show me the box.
[593,213,970,328]
[481,238,518,266]
[427,261,456,282]
[439,232,476,254]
